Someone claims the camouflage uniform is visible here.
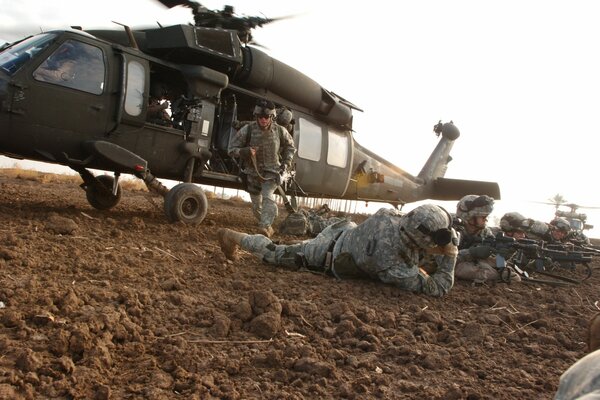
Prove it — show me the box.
[454,222,500,281]
[524,219,554,242]
[229,120,295,228]
[279,208,347,237]
[554,349,600,400]
[525,218,571,244]
[452,194,505,282]
[240,207,458,297]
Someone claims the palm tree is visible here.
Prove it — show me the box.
[548,194,567,211]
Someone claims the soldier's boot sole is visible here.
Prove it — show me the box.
[258,226,274,238]
[217,228,246,261]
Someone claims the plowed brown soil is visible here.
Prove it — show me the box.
[0,171,598,399]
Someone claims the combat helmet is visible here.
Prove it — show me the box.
[276,108,293,126]
[456,195,494,221]
[253,99,276,117]
[399,204,454,248]
[500,212,527,233]
[550,217,571,233]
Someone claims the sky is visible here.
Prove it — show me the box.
[1,0,600,236]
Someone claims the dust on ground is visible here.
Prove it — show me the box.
[0,171,598,399]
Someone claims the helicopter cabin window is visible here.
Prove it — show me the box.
[0,33,56,75]
[124,61,145,117]
[33,40,105,95]
[296,118,322,162]
[327,130,348,168]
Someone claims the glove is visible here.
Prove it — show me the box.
[238,147,253,160]
[469,245,494,259]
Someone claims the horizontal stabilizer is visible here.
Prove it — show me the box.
[429,178,501,201]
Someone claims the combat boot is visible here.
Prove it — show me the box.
[258,225,274,238]
[217,228,247,261]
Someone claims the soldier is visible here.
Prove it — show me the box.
[453,194,520,282]
[228,99,296,237]
[147,82,171,126]
[499,212,529,240]
[554,349,600,399]
[525,217,571,243]
[276,107,294,135]
[217,204,459,297]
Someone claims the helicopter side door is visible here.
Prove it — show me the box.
[8,35,110,162]
[293,116,353,197]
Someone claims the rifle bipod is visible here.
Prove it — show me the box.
[536,262,592,284]
[511,263,591,287]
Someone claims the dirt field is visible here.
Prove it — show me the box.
[0,170,598,399]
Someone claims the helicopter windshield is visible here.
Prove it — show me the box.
[0,33,57,75]
[570,219,584,231]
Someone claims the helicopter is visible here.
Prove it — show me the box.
[554,203,598,233]
[536,198,598,233]
[0,0,500,225]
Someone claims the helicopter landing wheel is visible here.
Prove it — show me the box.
[164,183,208,225]
[85,174,122,210]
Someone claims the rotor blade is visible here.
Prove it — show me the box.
[154,0,193,8]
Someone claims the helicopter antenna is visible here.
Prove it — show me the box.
[111,21,139,49]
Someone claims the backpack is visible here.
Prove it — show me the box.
[279,210,309,235]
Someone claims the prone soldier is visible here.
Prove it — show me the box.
[217,204,459,297]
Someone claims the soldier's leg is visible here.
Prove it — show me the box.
[259,179,278,229]
[246,175,263,222]
[241,234,303,269]
[454,260,500,282]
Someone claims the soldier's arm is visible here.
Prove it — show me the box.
[420,252,457,297]
[279,128,296,168]
[228,125,250,158]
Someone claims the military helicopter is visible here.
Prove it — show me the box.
[535,198,598,232]
[554,203,598,232]
[0,0,500,224]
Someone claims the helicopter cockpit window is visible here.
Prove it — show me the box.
[124,61,145,117]
[0,33,56,75]
[296,118,322,162]
[33,40,105,95]
[570,219,583,231]
[327,130,348,168]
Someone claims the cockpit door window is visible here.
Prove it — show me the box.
[33,39,105,95]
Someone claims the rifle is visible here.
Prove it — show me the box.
[514,241,593,284]
[478,233,592,285]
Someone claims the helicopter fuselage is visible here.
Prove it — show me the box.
[0,25,499,221]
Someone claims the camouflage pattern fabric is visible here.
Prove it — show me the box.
[229,121,295,174]
[278,208,347,237]
[308,214,346,236]
[240,207,457,296]
[554,349,600,400]
[334,208,456,297]
[454,258,500,282]
[453,220,502,282]
[241,220,357,267]
[247,176,278,227]
[525,219,553,242]
[229,121,295,228]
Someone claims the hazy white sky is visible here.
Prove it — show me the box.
[1,0,600,235]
